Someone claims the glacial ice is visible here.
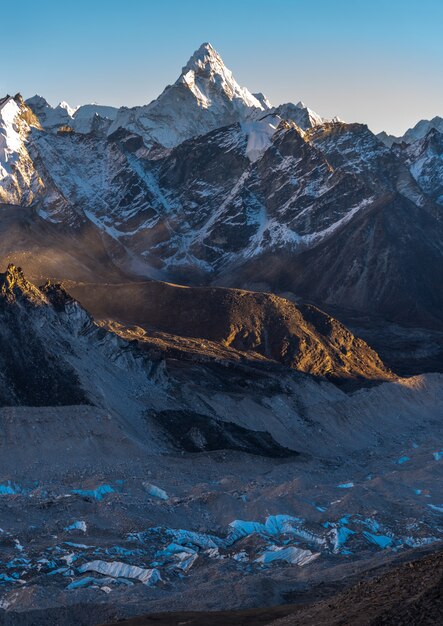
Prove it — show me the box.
[164,529,221,549]
[0,573,24,584]
[67,575,134,590]
[228,520,267,537]
[78,560,161,585]
[328,526,355,553]
[362,532,393,548]
[0,482,22,495]
[158,543,197,557]
[64,521,87,532]
[255,546,320,566]
[427,504,443,513]
[171,552,199,572]
[143,482,169,500]
[404,536,439,547]
[396,456,411,465]
[229,515,304,540]
[232,550,249,562]
[71,484,114,500]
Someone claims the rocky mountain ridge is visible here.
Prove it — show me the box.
[378,115,443,147]
[0,43,442,331]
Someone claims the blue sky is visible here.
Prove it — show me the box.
[1,0,442,135]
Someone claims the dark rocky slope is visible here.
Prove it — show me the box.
[67,279,393,383]
[0,264,89,405]
[224,192,443,330]
[99,549,442,626]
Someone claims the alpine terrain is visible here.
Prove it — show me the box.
[0,42,441,626]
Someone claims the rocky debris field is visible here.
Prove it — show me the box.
[0,426,441,625]
[103,549,442,626]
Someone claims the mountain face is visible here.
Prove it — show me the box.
[272,101,325,129]
[395,128,443,206]
[0,263,395,448]
[0,95,45,205]
[25,95,75,130]
[0,263,392,391]
[249,192,443,328]
[0,263,160,408]
[106,42,272,148]
[67,279,393,384]
[0,44,442,332]
[378,115,443,146]
[0,264,90,406]
[25,94,118,134]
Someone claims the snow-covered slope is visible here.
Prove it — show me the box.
[272,101,324,130]
[72,103,118,133]
[397,128,443,205]
[0,95,46,205]
[402,116,443,143]
[3,88,442,327]
[378,116,443,146]
[26,95,118,134]
[24,115,371,276]
[107,42,272,147]
[25,95,75,130]
[0,97,23,171]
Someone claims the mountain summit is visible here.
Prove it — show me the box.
[24,43,326,148]
[179,42,267,111]
[182,41,224,72]
[107,42,272,147]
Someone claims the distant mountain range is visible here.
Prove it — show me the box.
[0,43,442,330]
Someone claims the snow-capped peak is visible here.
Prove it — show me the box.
[107,42,272,148]
[0,94,45,204]
[26,95,119,134]
[26,95,73,130]
[0,96,22,169]
[378,116,443,147]
[181,42,220,74]
[178,42,268,112]
[272,101,324,130]
[57,101,77,117]
[26,94,50,110]
[253,92,273,109]
[402,116,443,143]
